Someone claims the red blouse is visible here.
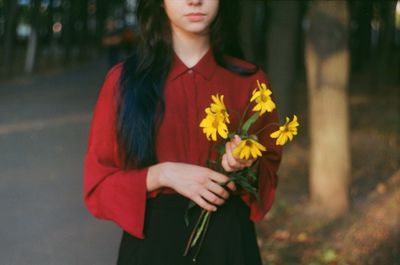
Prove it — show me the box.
[83,49,282,239]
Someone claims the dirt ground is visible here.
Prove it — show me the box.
[257,69,400,265]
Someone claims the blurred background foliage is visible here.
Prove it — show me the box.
[0,1,399,265]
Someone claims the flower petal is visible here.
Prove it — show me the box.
[270,130,281,138]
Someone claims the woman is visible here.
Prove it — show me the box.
[83,0,282,264]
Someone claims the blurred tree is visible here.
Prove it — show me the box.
[76,0,89,60]
[2,0,18,75]
[305,1,350,217]
[265,0,301,121]
[24,0,40,74]
[370,1,398,88]
[239,0,265,66]
[239,1,301,121]
[348,1,373,72]
[1,0,131,76]
[96,0,111,45]
[62,0,89,63]
[62,0,73,64]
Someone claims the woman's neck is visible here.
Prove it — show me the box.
[172,30,210,68]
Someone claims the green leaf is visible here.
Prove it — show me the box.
[228,132,237,139]
[322,249,337,262]
[228,170,260,201]
[241,112,260,134]
[184,201,197,227]
[213,143,226,155]
[235,177,259,200]
[247,170,257,181]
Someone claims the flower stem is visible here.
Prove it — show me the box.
[254,122,279,136]
[192,211,212,263]
[238,102,252,134]
[191,211,211,248]
[226,107,240,122]
[183,209,207,256]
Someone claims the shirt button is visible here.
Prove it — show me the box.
[188,69,193,74]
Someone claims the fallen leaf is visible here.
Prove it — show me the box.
[376,182,386,194]
[297,232,308,242]
[272,229,290,241]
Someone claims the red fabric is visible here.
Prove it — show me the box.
[83,49,282,239]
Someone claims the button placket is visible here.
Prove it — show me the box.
[183,70,198,164]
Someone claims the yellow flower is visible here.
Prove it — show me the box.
[210,94,230,123]
[232,138,266,160]
[199,108,229,141]
[250,80,276,115]
[270,115,299,146]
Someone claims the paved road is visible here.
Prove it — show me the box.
[0,60,122,265]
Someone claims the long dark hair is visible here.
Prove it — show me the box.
[117,0,258,169]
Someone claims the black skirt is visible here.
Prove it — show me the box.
[117,194,263,265]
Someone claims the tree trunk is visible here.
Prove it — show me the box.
[374,1,398,87]
[63,0,73,64]
[24,29,38,74]
[305,1,351,217]
[239,1,265,65]
[24,0,41,75]
[78,0,89,60]
[265,0,300,121]
[2,0,18,76]
[96,0,110,46]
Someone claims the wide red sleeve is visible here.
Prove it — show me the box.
[241,69,283,222]
[83,65,148,239]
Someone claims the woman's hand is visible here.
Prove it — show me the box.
[221,135,255,172]
[148,162,236,212]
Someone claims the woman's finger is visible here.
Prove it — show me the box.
[237,157,255,167]
[206,181,230,199]
[208,170,230,184]
[200,189,225,206]
[233,134,241,144]
[245,159,254,167]
[208,171,236,191]
[221,154,235,172]
[225,180,236,192]
[193,195,217,212]
[225,142,241,169]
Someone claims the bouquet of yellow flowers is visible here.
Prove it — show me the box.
[183,80,299,261]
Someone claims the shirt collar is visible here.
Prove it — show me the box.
[167,48,217,81]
